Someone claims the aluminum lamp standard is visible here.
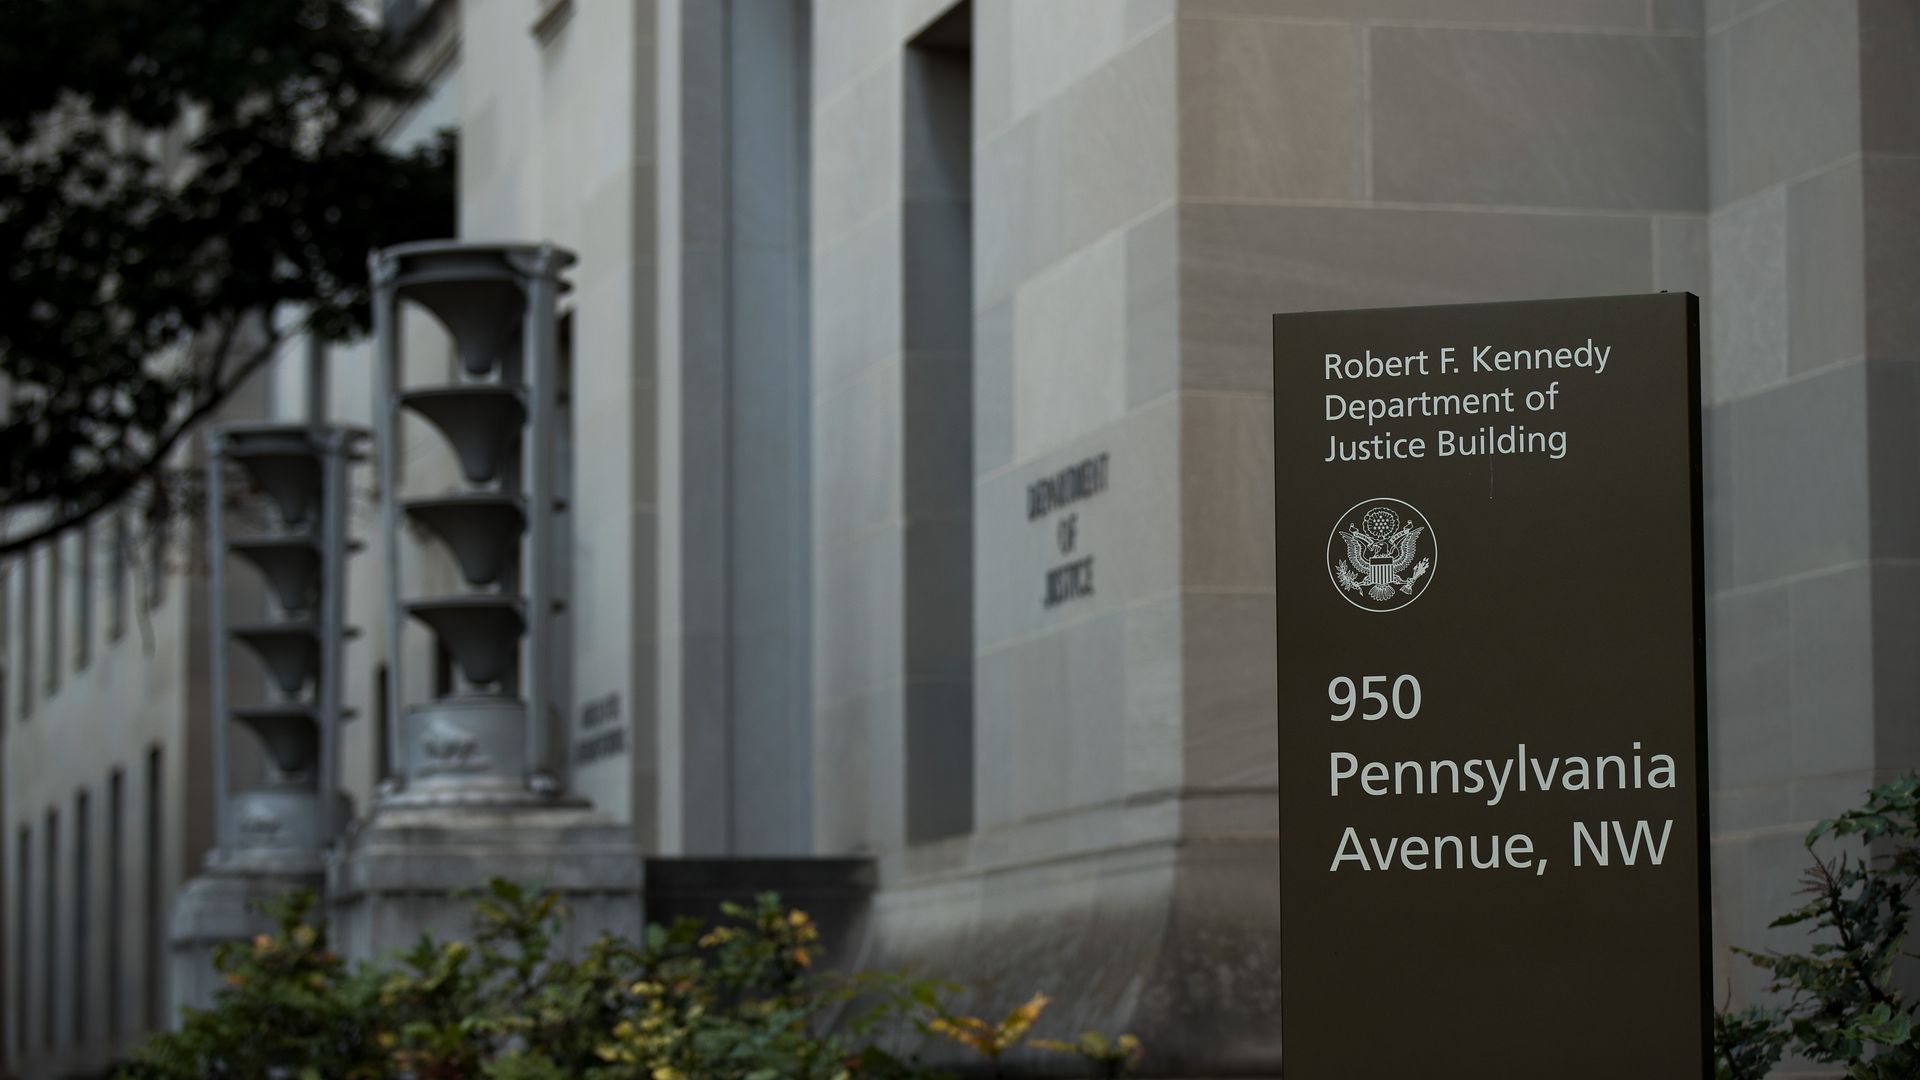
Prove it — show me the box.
[206,422,365,857]
[370,241,575,804]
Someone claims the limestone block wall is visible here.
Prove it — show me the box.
[808,2,1295,1071]
[1,365,275,1073]
[798,0,1920,1072]
[810,0,1191,870]
[1701,0,1920,1009]
[1172,0,1707,935]
[1148,0,1920,1041]
[811,0,998,857]
[2,550,204,1076]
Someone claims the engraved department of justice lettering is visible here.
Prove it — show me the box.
[1328,498,1435,612]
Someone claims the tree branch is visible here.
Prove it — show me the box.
[202,312,243,399]
[1818,856,1900,1013]
[0,322,292,559]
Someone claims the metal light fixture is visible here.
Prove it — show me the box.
[207,422,364,859]
[370,241,572,805]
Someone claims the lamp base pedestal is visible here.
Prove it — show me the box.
[326,797,645,962]
[167,847,328,1023]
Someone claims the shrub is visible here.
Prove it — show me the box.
[120,880,1140,1079]
[1716,774,1920,1079]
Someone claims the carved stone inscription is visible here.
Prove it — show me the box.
[1028,452,1108,610]
[574,691,626,764]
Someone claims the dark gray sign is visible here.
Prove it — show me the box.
[1273,294,1708,1078]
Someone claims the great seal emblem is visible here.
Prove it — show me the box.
[1327,497,1435,612]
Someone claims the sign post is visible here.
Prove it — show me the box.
[1273,294,1709,1078]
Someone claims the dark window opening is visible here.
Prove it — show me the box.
[110,511,129,642]
[14,826,28,1059]
[20,556,33,720]
[108,768,125,1041]
[46,543,62,695]
[902,1,975,843]
[72,789,88,1045]
[375,664,392,782]
[144,747,163,1033]
[42,809,56,1050]
[76,524,93,670]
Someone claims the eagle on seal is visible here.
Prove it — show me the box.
[1335,513,1429,602]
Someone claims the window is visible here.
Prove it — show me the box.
[73,789,89,1045]
[76,524,93,670]
[145,515,167,610]
[0,566,10,727]
[902,1,975,842]
[14,826,28,1059]
[45,542,61,695]
[144,747,163,1032]
[110,511,129,642]
[18,556,32,720]
[375,664,391,780]
[108,769,125,1040]
[42,809,56,1050]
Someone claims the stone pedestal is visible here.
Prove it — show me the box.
[856,808,1282,1078]
[326,795,646,962]
[167,849,326,1022]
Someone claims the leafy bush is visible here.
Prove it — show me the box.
[120,880,1141,1079]
[1714,1005,1787,1080]
[1715,774,1920,1079]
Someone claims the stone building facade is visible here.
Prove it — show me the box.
[4,0,1917,1076]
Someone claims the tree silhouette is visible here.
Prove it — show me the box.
[0,0,455,555]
